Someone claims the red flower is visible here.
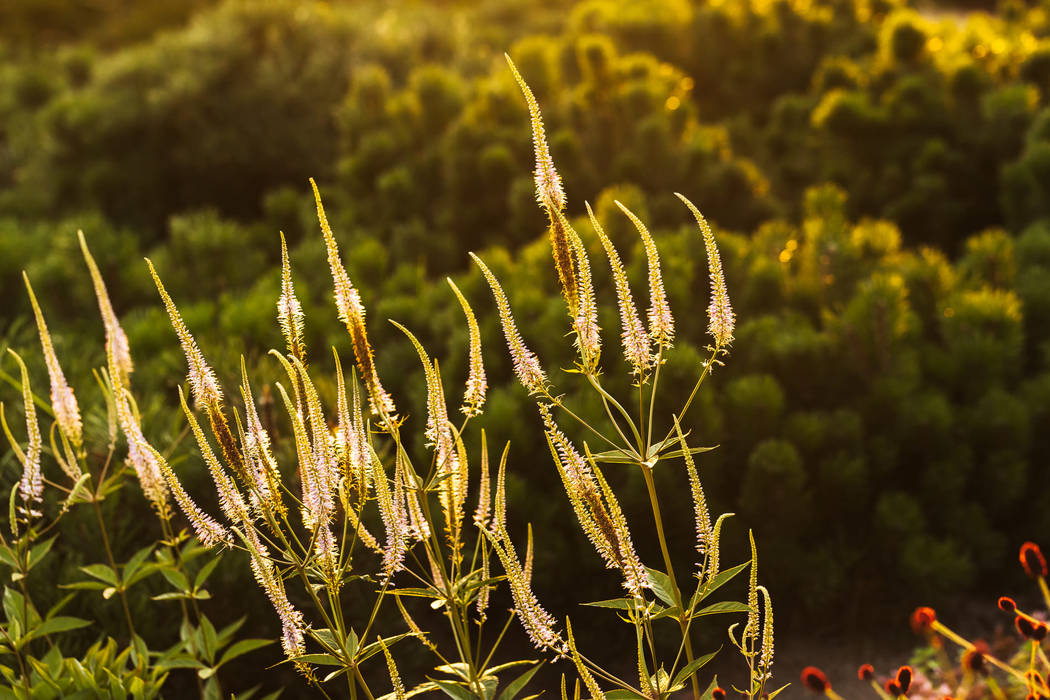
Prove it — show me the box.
[1017,615,1038,639]
[911,606,937,633]
[1035,623,1049,641]
[963,640,990,673]
[886,679,902,696]
[999,596,1017,612]
[712,688,727,700]
[896,666,913,695]
[801,667,830,694]
[858,664,874,681]
[1021,542,1048,579]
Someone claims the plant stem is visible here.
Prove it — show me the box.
[91,497,137,644]
[640,463,700,699]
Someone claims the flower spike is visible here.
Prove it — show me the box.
[146,259,222,408]
[447,278,487,417]
[614,201,674,346]
[311,178,397,420]
[7,351,43,520]
[587,203,650,377]
[277,231,306,362]
[470,253,548,394]
[79,231,133,385]
[23,273,82,458]
[677,193,735,347]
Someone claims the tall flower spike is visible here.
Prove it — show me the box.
[673,417,712,565]
[677,193,735,347]
[758,585,775,684]
[561,212,601,372]
[587,203,650,377]
[506,55,581,320]
[239,360,285,518]
[370,445,408,581]
[587,447,648,597]
[23,275,83,469]
[744,530,760,657]
[447,278,487,417]
[615,201,674,346]
[392,321,464,549]
[79,231,133,385]
[470,253,548,394]
[311,179,397,420]
[7,351,43,518]
[146,259,222,407]
[379,639,406,700]
[277,232,306,362]
[506,54,565,213]
[475,432,493,619]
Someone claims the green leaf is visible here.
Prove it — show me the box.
[605,692,647,699]
[200,615,218,663]
[691,601,751,618]
[79,564,118,586]
[434,662,471,681]
[701,676,719,700]
[356,632,413,662]
[65,472,92,505]
[59,581,109,591]
[25,536,56,571]
[194,556,222,590]
[122,545,156,588]
[671,649,719,689]
[654,445,718,461]
[390,587,442,599]
[581,598,632,610]
[693,561,750,606]
[309,627,339,653]
[589,448,642,464]
[496,662,542,700]
[25,616,91,641]
[645,567,678,607]
[430,678,475,700]
[217,639,272,667]
[158,567,190,593]
[289,653,343,666]
[766,683,791,699]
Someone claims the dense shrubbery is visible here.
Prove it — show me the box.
[5,0,1050,656]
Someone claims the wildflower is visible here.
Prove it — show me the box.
[112,379,169,515]
[1018,615,1039,639]
[470,253,547,394]
[145,440,228,548]
[896,666,913,695]
[615,201,674,346]
[712,689,727,700]
[587,203,650,377]
[757,585,775,683]
[566,619,605,700]
[963,640,990,673]
[1021,542,1047,579]
[674,418,713,569]
[178,388,247,525]
[277,232,306,362]
[24,274,83,457]
[79,232,133,385]
[563,211,601,371]
[447,278,487,416]
[885,679,902,696]
[146,259,222,408]
[379,639,406,700]
[911,606,937,634]
[801,667,830,693]
[505,54,565,213]
[311,179,397,419]
[1000,596,1017,612]
[677,193,735,347]
[858,664,875,681]
[239,363,285,518]
[7,351,43,520]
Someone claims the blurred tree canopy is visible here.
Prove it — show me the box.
[5,0,1050,650]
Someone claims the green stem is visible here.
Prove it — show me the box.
[640,464,699,699]
[657,347,719,448]
[91,497,137,644]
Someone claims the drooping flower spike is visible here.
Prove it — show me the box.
[614,201,675,347]
[677,193,735,348]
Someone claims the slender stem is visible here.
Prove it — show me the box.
[640,463,700,699]
[544,393,620,450]
[657,347,719,448]
[646,346,663,450]
[353,665,376,700]
[91,497,137,643]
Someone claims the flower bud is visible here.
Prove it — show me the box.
[1021,542,1048,579]
[910,606,937,633]
[858,664,875,681]
[896,666,913,695]
[999,596,1017,612]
